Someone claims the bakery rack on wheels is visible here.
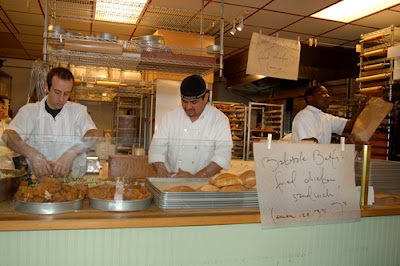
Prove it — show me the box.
[213,101,247,159]
[357,25,400,160]
[246,103,284,160]
[42,0,223,155]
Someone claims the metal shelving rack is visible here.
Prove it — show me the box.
[213,101,247,159]
[44,0,221,76]
[246,103,284,160]
[357,25,400,160]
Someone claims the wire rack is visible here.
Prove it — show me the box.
[48,0,220,34]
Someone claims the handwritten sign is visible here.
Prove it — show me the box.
[246,32,300,80]
[254,142,360,229]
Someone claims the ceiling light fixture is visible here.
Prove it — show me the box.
[95,0,148,24]
[236,16,244,31]
[311,0,400,23]
[230,19,237,35]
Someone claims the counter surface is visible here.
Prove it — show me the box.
[0,193,399,231]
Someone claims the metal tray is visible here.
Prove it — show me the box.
[89,196,152,212]
[145,178,259,210]
[14,198,83,214]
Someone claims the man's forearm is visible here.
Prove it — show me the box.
[66,129,99,156]
[195,161,222,178]
[2,129,38,160]
[152,162,169,177]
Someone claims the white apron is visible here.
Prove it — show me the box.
[27,106,87,178]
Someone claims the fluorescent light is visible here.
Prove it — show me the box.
[95,0,147,24]
[311,0,400,23]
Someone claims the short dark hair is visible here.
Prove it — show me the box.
[304,85,325,104]
[46,67,74,90]
[0,97,5,105]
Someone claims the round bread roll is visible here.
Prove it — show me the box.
[196,184,219,192]
[239,170,255,178]
[210,173,245,188]
[245,177,256,188]
[220,184,248,192]
[164,185,195,192]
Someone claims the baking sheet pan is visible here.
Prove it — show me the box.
[146,178,259,210]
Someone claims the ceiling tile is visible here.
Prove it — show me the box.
[224,0,270,8]
[273,31,313,43]
[222,36,250,48]
[207,3,257,22]
[0,32,23,48]
[22,43,44,51]
[391,5,400,11]
[321,24,377,41]
[15,25,44,36]
[0,48,30,59]
[53,19,91,33]
[91,23,135,37]
[0,0,43,15]
[7,12,43,27]
[313,37,356,49]
[245,10,302,30]
[264,0,338,16]
[353,10,400,29]
[284,18,344,36]
[15,34,44,44]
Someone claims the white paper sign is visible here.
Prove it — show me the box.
[254,142,360,229]
[246,32,301,80]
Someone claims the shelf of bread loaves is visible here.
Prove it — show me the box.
[213,101,247,159]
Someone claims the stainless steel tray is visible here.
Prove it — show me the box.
[14,198,83,214]
[146,178,259,210]
[89,196,152,212]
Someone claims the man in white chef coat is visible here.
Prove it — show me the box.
[291,85,366,144]
[2,67,98,178]
[148,74,233,177]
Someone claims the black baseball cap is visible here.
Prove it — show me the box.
[180,75,207,99]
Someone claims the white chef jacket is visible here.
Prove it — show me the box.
[148,103,233,175]
[0,119,14,169]
[6,95,97,177]
[291,105,347,144]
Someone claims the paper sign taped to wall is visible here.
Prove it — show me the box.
[246,33,301,80]
[254,142,360,229]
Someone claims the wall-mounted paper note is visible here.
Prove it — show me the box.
[246,33,301,80]
[254,142,360,229]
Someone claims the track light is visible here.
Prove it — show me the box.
[230,19,237,35]
[236,16,244,31]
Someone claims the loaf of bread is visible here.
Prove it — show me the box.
[210,173,245,188]
[219,184,248,192]
[245,177,256,188]
[164,185,195,192]
[196,184,219,192]
[239,170,255,178]
[248,184,257,191]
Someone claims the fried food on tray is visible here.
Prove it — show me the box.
[164,185,195,192]
[15,176,88,202]
[88,184,151,200]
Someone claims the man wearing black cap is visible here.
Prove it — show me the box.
[148,74,233,177]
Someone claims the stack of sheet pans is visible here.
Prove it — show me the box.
[145,178,259,210]
[355,159,400,194]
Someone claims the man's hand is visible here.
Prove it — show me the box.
[52,149,78,176]
[30,153,53,177]
[172,168,194,178]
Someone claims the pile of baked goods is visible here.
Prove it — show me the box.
[88,184,152,200]
[15,177,88,202]
[164,170,257,192]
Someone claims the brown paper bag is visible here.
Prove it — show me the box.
[351,97,393,143]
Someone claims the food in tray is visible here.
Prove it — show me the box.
[88,184,151,200]
[164,185,196,192]
[248,184,257,191]
[239,170,255,178]
[195,184,219,192]
[260,126,274,132]
[14,177,88,202]
[232,135,242,141]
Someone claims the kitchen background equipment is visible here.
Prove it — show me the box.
[0,169,28,201]
[95,32,119,41]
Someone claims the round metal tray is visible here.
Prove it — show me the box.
[14,198,84,214]
[89,196,152,212]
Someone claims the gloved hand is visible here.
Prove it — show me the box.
[29,153,53,177]
[53,149,77,177]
